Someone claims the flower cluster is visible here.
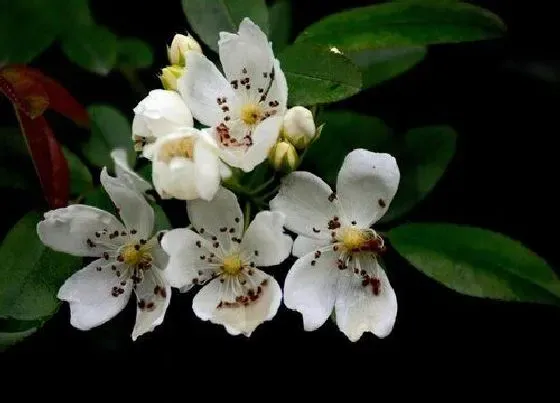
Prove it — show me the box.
[37,18,401,342]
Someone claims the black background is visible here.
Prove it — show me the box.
[1,0,559,371]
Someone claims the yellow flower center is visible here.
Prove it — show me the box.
[120,243,151,267]
[341,228,372,251]
[158,137,194,163]
[240,103,263,126]
[221,254,243,275]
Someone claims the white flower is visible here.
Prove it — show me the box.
[161,187,292,336]
[132,89,193,159]
[37,168,171,341]
[270,149,400,341]
[167,33,202,66]
[110,148,152,197]
[179,18,288,172]
[282,106,316,150]
[150,128,221,201]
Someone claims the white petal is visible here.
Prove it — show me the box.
[160,228,216,289]
[218,18,275,96]
[270,171,340,239]
[334,257,397,341]
[240,115,283,172]
[240,211,292,267]
[193,133,221,201]
[58,258,132,330]
[100,168,154,240]
[179,52,235,127]
[37,205,124,257]
[192,271,281,336]
[132,268,171,341]
[187,187,243,250]
[110,148,152,195]
[150,240,169,270]
[265,59,288,114]
[336,149,400,227]
[284,247,340,331]
[132,89,193,159]
[292,236,330,258]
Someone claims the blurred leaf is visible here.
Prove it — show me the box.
[348,47,426,89]
[62,147,93,197]
[268,0,292,52]
[0,326,38,352]
[15,110,70,208]
[82,105,134,168]
[0,0,61,65]
[117,38,154,70]
[0,127,39,192]
[380,126,457,223]
[0,317,45,351]
[61,25,118,75]
[296,1,506,52]
[278,43,362,105]
[0,66,49,118]
[181,0,269,52]
[0,211,81,320]
[153,205,171,232]
[388,223,560,305]
[302,111,391,185]
[83,186,114,213]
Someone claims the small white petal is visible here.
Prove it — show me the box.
[179,52,235,127]
[58,258,132,330]
[240,211,292,267]
[218,18,275,96]
[265,59,288,114]
[292,236,329,258]
[37,205,124,257]
[100,168,154,240]
[192,271,282,336]
[240,115,283,172]
[334,257,397,341]
[110,148,152,195]
[283,247,340,331]
[187,187,243,250]
[270,171,340,239]
[193,133,221,201]
[161,228,215,289]
[336,149,400,227]
[132,268,170,341]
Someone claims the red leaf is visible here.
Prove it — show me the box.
[15,108,70,208]
[24,67,90,128]
[0,67,49,118]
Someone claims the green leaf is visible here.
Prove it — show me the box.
[83,186,114,213]
[388,223,560,305]
[153,205,171,232]
[296,1,506,52]
[268,0,292,52]
[301,111,391,185]
[278,43,362,105]
[61,25,118,75]
[0,212,81,320]
[62,147,93,197]
[347,46,426,89]
[380,126,457,223]
[0,317,44,351]
[117,38,154,70]
[82,105,134,168]
[181,0,269,52]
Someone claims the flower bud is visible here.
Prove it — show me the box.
[167,34,202,66]
[282,106,316,150]
[268,141,299,173]
[159,65,184,91]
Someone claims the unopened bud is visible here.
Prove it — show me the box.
[282,106,316,150]
[167,34,202,66]
[269,141,299,173]
[159,66,184,91]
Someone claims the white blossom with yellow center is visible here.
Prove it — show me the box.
[161,187,293,336]
[179,18,288,173]
[270,149,400,342]
[37,168,171,341]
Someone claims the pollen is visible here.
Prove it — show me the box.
[221,254,243,275]
[158,137,195,163]
[240,103,263,126]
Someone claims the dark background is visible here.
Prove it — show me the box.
[1,0,559,370]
